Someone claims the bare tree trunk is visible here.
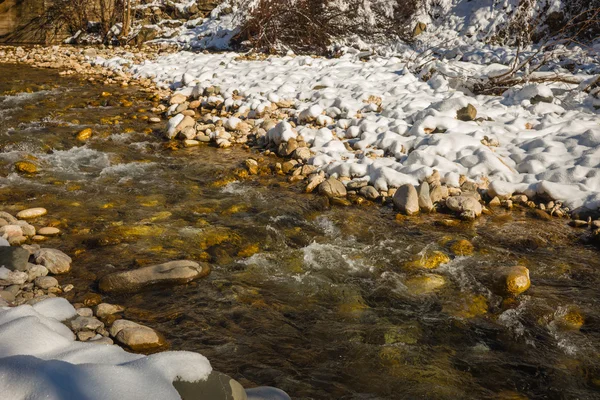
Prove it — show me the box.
[122,0,131,38]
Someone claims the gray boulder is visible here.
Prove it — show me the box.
[0,247,30,272]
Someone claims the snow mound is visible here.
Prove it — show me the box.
[0,300,212,400]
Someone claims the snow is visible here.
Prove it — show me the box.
[93,47,600,211]
[0,299,212,400]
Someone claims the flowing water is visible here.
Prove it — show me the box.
[1,63,600,399]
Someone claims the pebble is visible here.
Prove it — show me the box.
[69,316,104,332]
[38,227,61,236]
[16,208,47,219]
[95,303,125,318]
[34,276,58,289]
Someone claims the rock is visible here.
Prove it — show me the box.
[429,184,448,203]
[27,264,48,281]
[406,250,450,269]
[449,239,474,256]
[34,248,72,274]
[77,307,94,317]
[69,316,104,332]
[359,185,379,201]
[0,212,18,224]
[488,196,501,207]
[246,387,291,400]
[15,161,38,174]
[413,22,427,37]
[8,236,27,246]
[446,196,482,219]
[16,208,47,219]
[318,178,347,198]
[0,289,16,303]
[34,276,58,289]
[0,267,28,285]
[76,128,93,141]
[457,104,477,121]
[95,303,125,318]
[405,274,446,295]
[495,266,531,296]
[166,114,195,140]
[88,337,114,345]
[0,224,23,238]
[99,260,210,293]
[77,331,96,341]
[38,227,60,236]
[293,147,311,162]
[305,175,325,193]
[245,159,259,175]
[113,322,166,351]
[529,209,552,220]
[174,371,248,400]
[554,307,584,331]
[18,222,35,237]
[83,293,103,307]
[417,182,434,212]
[82,48,97,58]
[393,184,419,215]
[0,246,30,271]
[569,220,588,228]
[170,94,187,105]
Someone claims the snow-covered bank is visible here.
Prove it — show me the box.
[99,49,600,213]
[0,298,211,400]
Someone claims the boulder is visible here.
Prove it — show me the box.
[0,246,30,271]
[393,184,419,215]
[446,196,482,219]
[99,260,210,293]
[34,248,72,274]
[318,178,347,198]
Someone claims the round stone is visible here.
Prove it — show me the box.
[16,208,47,219]
[38,227,60,236]
[34,276,59,289]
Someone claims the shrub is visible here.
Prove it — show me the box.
[235,0,420,55]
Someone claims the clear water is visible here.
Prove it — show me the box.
[1,64,599,399]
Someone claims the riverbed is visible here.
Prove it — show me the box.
[1,63,599,399]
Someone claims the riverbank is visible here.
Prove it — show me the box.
[2,44,599,229]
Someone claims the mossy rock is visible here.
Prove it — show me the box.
[405,273,447,295]
[406,250,450,269]
[15,161,38,174]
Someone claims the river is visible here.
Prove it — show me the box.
[1,63,599,399]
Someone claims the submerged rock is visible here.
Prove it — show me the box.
[99,260,210,293]
[495,266,531,296]
[16,208,47,219]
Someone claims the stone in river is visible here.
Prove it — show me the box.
[318,178,347,198]
[69,316,104,332]
[111,319,166,351]
[0,246,31,271]
[393,184,419,215]
[174,371,247,400]
[417,181,434,212]
[495,266,531,296]
[34,276,58,289]
[446,195,482,219]
[16,208,47,219]
[0,224,23,239]
[34,248,72,274]
[99,260,210,293]
[15,161,38,174]
[246,387,292,400]
[38,227,60,236]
